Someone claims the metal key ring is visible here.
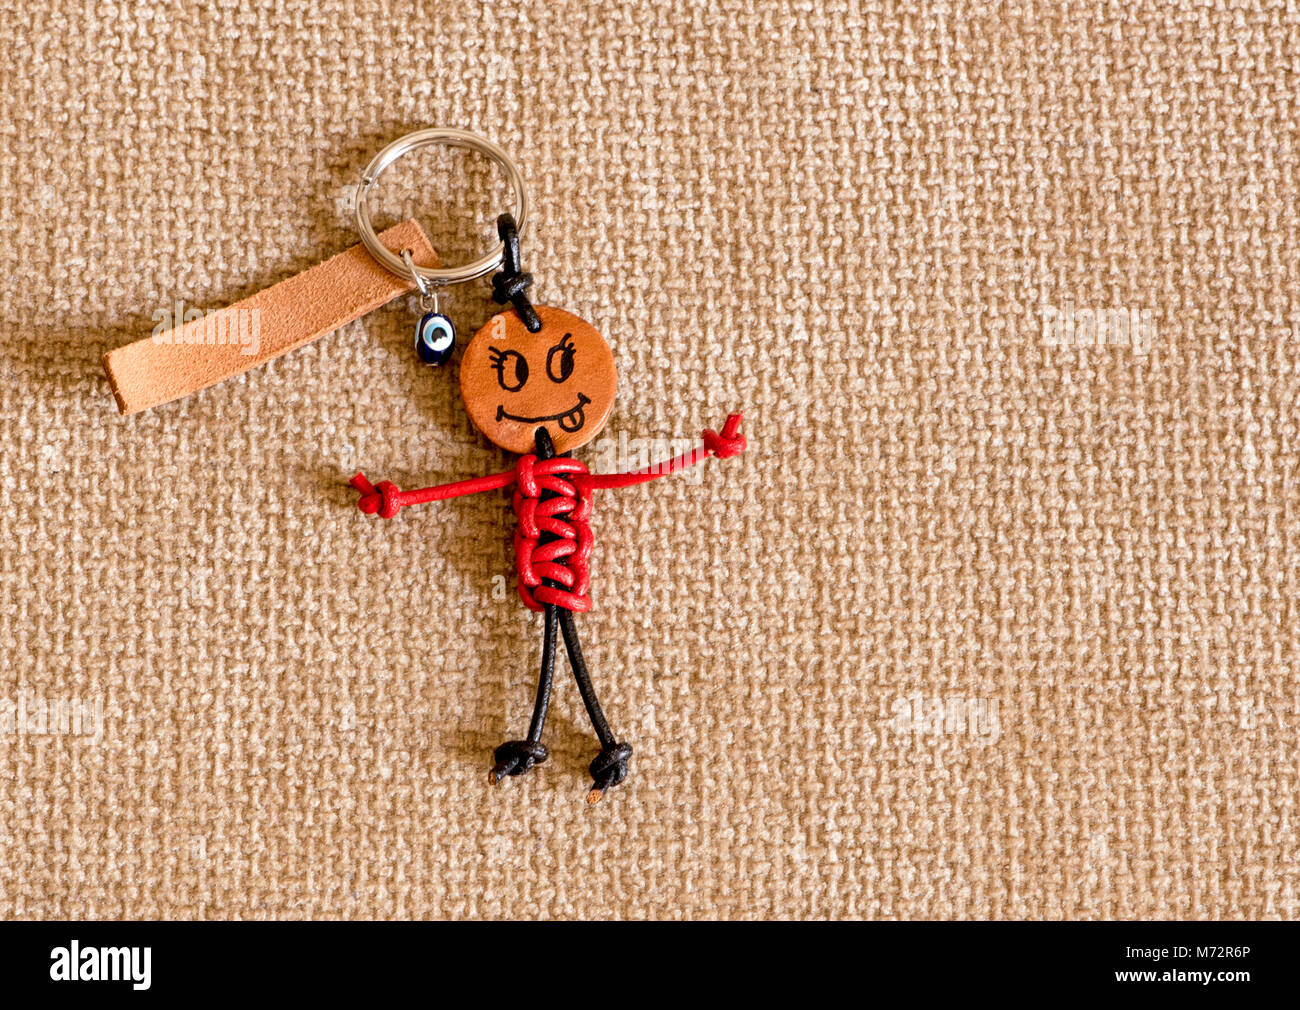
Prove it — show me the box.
[353,127,528,286]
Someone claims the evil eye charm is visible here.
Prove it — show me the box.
[415,312,456,365]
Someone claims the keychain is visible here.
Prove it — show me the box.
[349,129,748,802]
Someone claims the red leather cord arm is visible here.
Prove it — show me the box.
[583,412,747,491]
[351,468,518,519]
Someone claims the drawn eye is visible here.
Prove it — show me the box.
[546,333,576,383]
[488,347,528,391]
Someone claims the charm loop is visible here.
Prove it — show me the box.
[354,127,528,286]
[399,248,434,305]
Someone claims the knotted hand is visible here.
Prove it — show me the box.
[350,473,403,519]
[702,413,747,459]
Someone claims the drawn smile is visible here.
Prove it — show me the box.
[496,393,592,433]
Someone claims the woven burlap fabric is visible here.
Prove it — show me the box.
[1,1,1296,920]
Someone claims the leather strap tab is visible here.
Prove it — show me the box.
[102,219,438,414]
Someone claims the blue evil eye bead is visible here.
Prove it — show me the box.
[415,312,456,365]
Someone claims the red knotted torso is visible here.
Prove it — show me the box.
[511,455,596,613]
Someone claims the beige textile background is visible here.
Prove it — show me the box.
[1,1,1297,920]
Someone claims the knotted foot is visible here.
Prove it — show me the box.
[488,740,549,785]
[586,742,633,804]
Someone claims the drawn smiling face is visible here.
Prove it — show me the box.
[460,305,618,454]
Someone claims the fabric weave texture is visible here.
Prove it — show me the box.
[0,1,1296,919]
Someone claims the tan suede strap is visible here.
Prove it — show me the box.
[102,219,438,414]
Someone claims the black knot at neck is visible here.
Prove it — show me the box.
[491,213,542,332]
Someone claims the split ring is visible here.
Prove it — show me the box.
[354,127,528,286]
